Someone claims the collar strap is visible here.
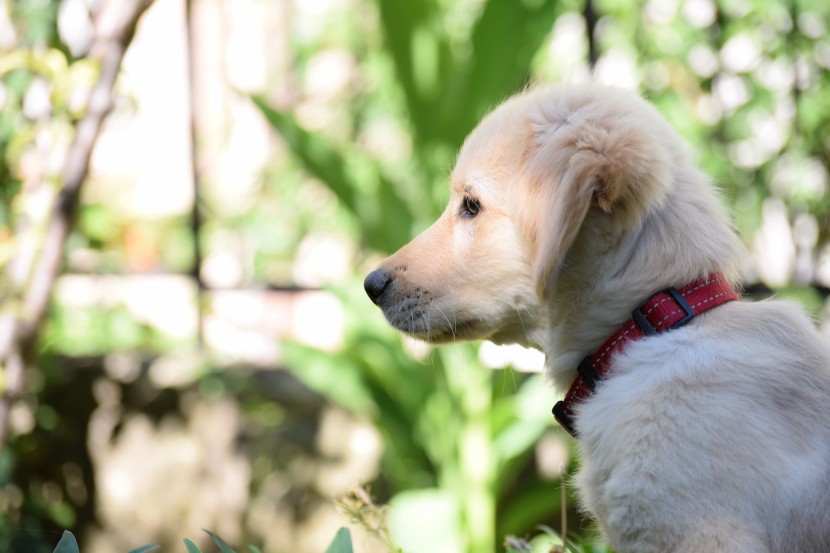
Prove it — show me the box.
[552,272,739,438]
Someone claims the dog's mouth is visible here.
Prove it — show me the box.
[407,319,479,343]
[380,299,478,343]
[364,269,484,342]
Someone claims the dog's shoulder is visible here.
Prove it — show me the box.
[705,298,830,360]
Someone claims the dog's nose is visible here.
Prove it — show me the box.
[364,269,391,305]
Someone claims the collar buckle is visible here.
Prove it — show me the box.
[576,356,601,391]
[632,287,695,336]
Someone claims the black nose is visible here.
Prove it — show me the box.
[364,269,391,305]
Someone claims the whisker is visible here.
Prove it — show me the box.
[434,302,456,340]
[423,296,433,341]
[507,365,518,393]
[514,305,531,344]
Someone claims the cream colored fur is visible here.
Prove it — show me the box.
[365,83,830,552]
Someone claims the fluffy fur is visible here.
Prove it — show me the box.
[363,83,830,552]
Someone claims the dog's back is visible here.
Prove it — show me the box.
[576,299,830,552]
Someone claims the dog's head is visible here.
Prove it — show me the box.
[364,84,677,347]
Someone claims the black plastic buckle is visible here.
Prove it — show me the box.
[632,287,695,336]
[577,356,601,391]
[552,401,577,438]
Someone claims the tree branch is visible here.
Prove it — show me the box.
[0,0,156,446]
[583,0,598,69]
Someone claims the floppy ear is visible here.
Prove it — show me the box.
[520,92,672,297]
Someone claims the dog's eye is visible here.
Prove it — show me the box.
[460,196,481,218]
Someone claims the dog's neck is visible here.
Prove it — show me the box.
[541,170,745,391]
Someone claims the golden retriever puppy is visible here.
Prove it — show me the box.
[364,83,830,552]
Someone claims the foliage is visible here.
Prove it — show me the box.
[46,530,267,553]
[503,525,615,553]
[0,0,829,552]
[333,488,616,553]
[253,96,413,253]
[45,527,615,553]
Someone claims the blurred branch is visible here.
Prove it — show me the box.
[583,0,598,69]
[0,0,156,446]
[185,0,205,348]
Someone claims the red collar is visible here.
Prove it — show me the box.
[552,272,740,438]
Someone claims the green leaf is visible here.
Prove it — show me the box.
[251,95,413,252]
[127,546,161,553]
[375,0,559,149]
[252,96,356,208]
[183,538,202,553]
[461,0,559,131]
[248,547,263,553]
[206,530,238,553]
[281,342,375,414]
[324,527,354,553]
[375,0,447,143]
[497,482,563,541]
[52,531,79,553]
[526,532,562,553]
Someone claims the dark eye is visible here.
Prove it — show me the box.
[460,196,481,218]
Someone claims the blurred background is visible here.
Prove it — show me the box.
[0,0,828,551]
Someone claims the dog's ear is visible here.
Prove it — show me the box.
[520,92,672,297]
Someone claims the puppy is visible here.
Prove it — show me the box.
[364,83,830,552]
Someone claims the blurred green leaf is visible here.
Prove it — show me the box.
[206,530,238,553]
[450,0,560,142]
[252,96,357,206]
[777,285,825,317]
[46,501,75,530]
[183,538,202,553]
[281,341,375,414]
[77,204,113,243]
[51,531,79,553]
[324,527,354,553]
[127,545,161,553]
[498,483,563,544]
[375,0,560,149]
[251,95,414,253]
[375,0,454,145]
[10,1,59,45]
